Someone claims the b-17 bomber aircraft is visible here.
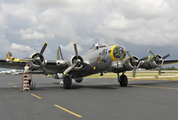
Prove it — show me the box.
[0,42,178,89]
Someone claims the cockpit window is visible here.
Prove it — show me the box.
[92,43,107,50]
[102,49,108,56]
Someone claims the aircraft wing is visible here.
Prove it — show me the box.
[0,59,26,70]
[163,59,178,65]
[0,59,67,74]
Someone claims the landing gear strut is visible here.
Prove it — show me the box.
[63,76,72,89]
[117,73,128,87]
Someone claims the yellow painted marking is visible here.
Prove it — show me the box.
[13,59,27,62]
[31,94,42,99]
[13,85,17,88]
[169,53,171,56]
[129,85,178,90]
[97,57,102,63]
[110,45,117,61]
[47,75,50,77]
[8,83,12,85]
[45,42,48,44]
[54,104,82,118]
[147,49,150,52]
[93,67,96,70]
[63,72,66,75]
[74,42,76,44]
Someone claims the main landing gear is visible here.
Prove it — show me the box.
[63,76,72,89]
[117,73,128,87]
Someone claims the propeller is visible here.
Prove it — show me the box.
[63,42,82,75]
[63,42,96,76]
[148,49,171,75]
[20,42,49,76]
[37,42,49,76]
[127,51,148,78]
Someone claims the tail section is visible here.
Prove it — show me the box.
[56,46,64,60]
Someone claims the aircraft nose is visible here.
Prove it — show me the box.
[111,46,126,61]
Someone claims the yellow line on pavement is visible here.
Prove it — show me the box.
[31,94,42,99]
[54,104,83,118]
[8,83,12,85]
[13,85,17,88]
[129,85,178,90]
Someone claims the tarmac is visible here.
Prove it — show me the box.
[0,74,178,120]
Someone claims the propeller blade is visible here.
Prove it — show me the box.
[40,42,48,56]
[37,58,49,76]
[40,63,49,76]
[133,66,136,78]
[158,64,161,75]
[139,56,148,61]
[63,64,76,75]
[74,42,78,59]
[148,49,156,57]
[163,53,171,59]
[126,51,131,58]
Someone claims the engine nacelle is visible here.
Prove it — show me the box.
[28,52,45,69]
[139,55,163,69]
[123,56,140,70]
[66,55,84,70]
[149,55,163,68]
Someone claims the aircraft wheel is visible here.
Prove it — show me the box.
[63,77,72,89]
[120,75,128,87]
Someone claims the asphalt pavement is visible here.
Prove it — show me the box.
[0,74,178,120]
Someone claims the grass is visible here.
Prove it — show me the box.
[86,70,178,81]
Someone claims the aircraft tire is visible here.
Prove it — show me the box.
[63,77,72,89]
[120,75,128,87]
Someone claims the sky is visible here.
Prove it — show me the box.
[0,0,178,67]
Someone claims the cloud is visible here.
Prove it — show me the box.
[1,2,38,25]
[17,28,54,40]
[60,42,83,53]
[11,43,33,51]
[34,0,96,15]
[1,0,178,60]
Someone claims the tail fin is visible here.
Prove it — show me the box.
[56,46,64,60]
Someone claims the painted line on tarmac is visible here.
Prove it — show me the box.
[31,94,42,99]
[13,85,17,88]
[54,104,83,118]
[8,83,12,85]
[129,85,178,90]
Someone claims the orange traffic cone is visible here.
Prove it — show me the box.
[172,77,174,82]
[135,78,137,80]
[44,76,45,79]
[154,76,156,81]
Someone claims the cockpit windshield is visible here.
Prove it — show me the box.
[92,43,107,50]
